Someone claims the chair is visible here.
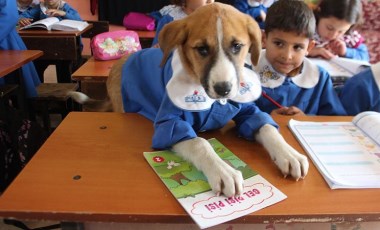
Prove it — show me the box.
[31,83,79,134]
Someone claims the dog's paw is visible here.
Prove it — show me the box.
[172,137,244,197]
[205,161,244,197]
[272,147,309,180]
[256,124,309,180]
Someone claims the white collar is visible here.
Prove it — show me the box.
[166,50,262,111]
[168,6,188,20]
[247,0,262,7]
[252,50,320,89]
[371,62,380,91]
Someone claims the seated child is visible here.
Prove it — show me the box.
[339,62,380,115]
[18,0,83,83]
[17,0,40,14]
[309,0,369,61]
[252,0,346,116]
[151,0,214,47]
[233,0,275,29]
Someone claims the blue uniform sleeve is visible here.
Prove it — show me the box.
[234,0,262,18]
[152,95,197,149]
[339,69,379,115]
[152,15,173,47]
[233,103,278,141]
[315,68,347,115]
[61,4,82,21]
[19,5,40,20]
[0,0,18,42]
[345,43,370,61]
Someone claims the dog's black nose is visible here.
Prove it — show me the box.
[214,82,232,97]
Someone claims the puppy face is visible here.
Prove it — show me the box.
[159,3,261,99]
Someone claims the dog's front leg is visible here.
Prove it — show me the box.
[172,137,243,197]
[255,124,309,180]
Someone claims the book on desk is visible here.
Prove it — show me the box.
[289,111,380,189]
[144,138,287,229]
[19,17,89,31]
[309,57,370,88]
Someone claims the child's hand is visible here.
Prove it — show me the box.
[45,9,66,17]
[308,46,336,60]
[18,18,33,27]
[327,39,347,57]
[271,106,305,116]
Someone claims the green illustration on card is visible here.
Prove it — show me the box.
[144,138,257,199]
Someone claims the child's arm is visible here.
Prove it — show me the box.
[271,106,305,116]
[18,5,40,26]
[59,3,82,20]
[345,43,370,61]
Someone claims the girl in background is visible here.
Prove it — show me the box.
[309,0,369,61]
[151,0,214,47]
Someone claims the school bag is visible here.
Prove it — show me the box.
[91,30,142,61]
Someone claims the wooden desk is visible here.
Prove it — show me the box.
[18,25,92,83]
[0,50,43,78]
[0,50,43,118]
[71,57,116,82]
[0,113,379,225]
[136,30,155,48]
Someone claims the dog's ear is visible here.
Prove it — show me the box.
[158,19,188,66]
[247,19,262,66]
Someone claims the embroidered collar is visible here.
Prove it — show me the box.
[168,6,188,20]
[371,62,380,91]
[166,50,262,111]
[247,0,262,7]
[253,50,320,89]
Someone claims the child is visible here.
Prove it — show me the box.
[233,0,275,29]
[339,62,380,115]
[18,0,82,27]
[151,0,214,47]
[0,0,40,97]
[17,0,40,14]
[252,0,346,116]
[309,0,369,61]
[18,0,83,82]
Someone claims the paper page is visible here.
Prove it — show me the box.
[51,19,89,31]
[331,57,370,75]
[309,57,352,77]
[21,17,59,30]
[289,119,380,189]
[143,138,287,229]
[353,111,380,146]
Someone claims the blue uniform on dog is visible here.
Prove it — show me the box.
[121,48,277,150]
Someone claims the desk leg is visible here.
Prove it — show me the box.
[56,61,73,83]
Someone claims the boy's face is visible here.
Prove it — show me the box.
[263,30,314,76]
[317,17,351,42]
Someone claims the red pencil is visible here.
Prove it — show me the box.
[261,91,283,109]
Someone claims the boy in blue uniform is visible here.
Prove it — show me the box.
[339,62,380,115]
[253,0,346,116]
[0,0,40,97]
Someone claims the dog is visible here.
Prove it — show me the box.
[70,3,309,197]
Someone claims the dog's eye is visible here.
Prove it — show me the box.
[196,46,209,57]
[231,43,243,54]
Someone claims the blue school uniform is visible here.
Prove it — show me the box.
[19,1,82,22]
[151,6,187,47]
[234,0,267,29]
[253,50,347,115]
[0,0,40,97]
[339,62,380,115]
[121,48,277,150]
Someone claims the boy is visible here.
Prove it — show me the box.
[252,0,346,116]
[339,62,380,115]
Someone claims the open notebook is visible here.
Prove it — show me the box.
[289,111,380,189]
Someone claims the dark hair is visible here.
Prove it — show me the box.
[265,0,316,39]
[314,0,362,25]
